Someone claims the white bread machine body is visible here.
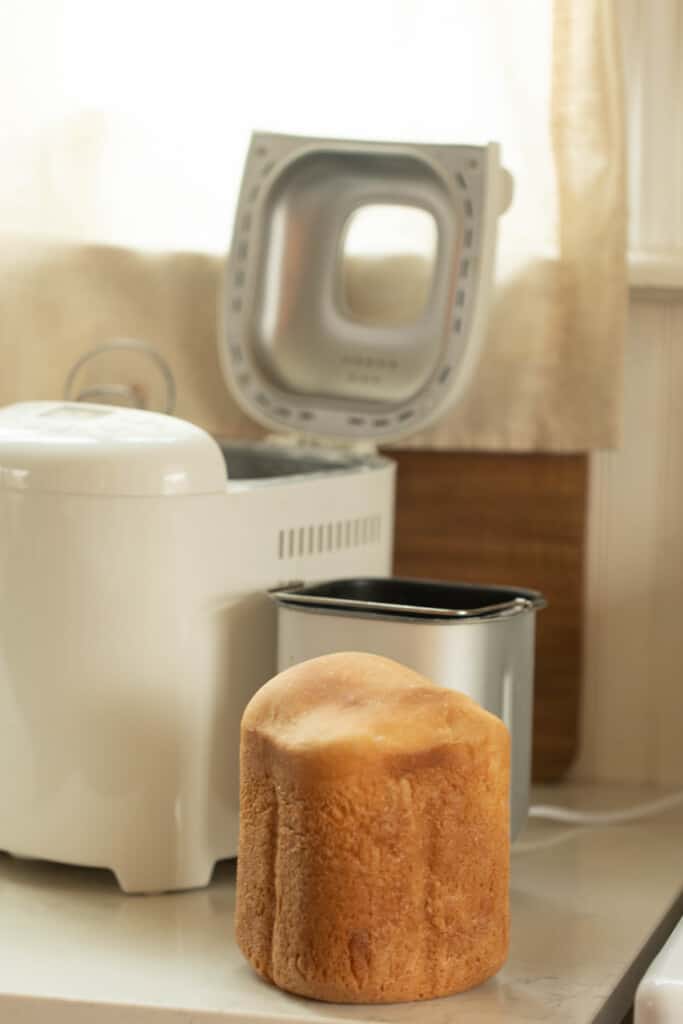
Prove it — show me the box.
[0,402,393,892]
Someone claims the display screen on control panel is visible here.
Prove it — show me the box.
[40,405,112,420]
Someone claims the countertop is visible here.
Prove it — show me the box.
[1,784,681,1024]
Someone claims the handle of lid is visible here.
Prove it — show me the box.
[64,340,177,416]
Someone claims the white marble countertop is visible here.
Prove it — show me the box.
[1,784,681,1024]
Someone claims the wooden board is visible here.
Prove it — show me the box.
[385,450,588,782]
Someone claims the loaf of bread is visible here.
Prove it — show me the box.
[236,652,510,1003]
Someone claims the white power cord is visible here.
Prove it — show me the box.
[528,790,683,827]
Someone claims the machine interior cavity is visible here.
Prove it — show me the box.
[219,442,365,480]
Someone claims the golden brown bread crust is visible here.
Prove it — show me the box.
[236,652,510,1003]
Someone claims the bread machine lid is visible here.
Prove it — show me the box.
[0,402,228,496]
[220,132,513,446]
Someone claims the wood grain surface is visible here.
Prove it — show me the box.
[386,450,588,782]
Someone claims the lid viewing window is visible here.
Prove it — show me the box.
[340,204,439,327]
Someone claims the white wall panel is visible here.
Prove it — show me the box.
[576,297,683,784]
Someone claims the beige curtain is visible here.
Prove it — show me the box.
[408,0,628,449]
[0,0,626,451]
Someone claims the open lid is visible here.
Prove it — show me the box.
[220,132,513,446]
[0,402,227,496]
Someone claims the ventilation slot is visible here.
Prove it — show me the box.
[277,515,381,560]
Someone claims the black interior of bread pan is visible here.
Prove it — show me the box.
[288,577,538,613]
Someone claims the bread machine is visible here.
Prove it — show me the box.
[0,133,512,892]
